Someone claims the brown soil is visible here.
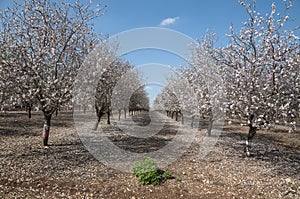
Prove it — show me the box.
[0,111,299,198]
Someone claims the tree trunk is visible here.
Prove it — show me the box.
[207,119,213,136]
[94,117,100,131]
[207,111,214,136]
[107,111,111,124]
[171,111,174,119]
[124,108,127,119]
[175,111,178,121]
[28,105,32,119]
[55,109,58,117]
[247,124,257,140]
[94,105,103,131]
[94,110,104,131]
[245,125,257,156]
[43,114,52,146]
[191,115,195,128]
[181,114,184,124]
[198,117,202,131]
[245,114,257,156]
[118,109,121,121]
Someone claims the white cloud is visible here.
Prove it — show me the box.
[160,17,179,26]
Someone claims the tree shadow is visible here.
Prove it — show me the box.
[0,111,74,137]
[219,130,300,178]
[131,112,151,126]
[103,122,178,153]
[0,128,40,137]
[51,140,83,147]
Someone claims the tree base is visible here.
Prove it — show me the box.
[43,130,49,146]
[43,137,49,146]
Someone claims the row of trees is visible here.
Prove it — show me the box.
[155,0,299,154]
[110,65,149,121]
[0,0,149,146]
[93,55,149,130]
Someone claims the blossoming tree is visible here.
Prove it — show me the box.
[0,0,103,146]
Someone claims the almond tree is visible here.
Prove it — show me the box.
[0,30,18,112]
[182,32,224,135]
[0,63,14,112]
[162,76,197,124]
[0,0,102,146]
[0,61,9,111]
[218,0,299,154]
[94,58,130,129]
[73,43,146,130]
[111,65,142,119]
[156,86,180,120]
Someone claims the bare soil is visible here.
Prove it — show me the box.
[0,111,299,198]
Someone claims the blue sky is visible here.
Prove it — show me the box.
[94,0,300,45]
[93,0,300,106]
[1,0,300,107]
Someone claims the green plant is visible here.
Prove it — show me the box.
[162,171,173,179]
[132,157,161,185]
[132,157,175,185]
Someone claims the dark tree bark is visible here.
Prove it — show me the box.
[43,113,52,146]
[245,114,257,156]
[202,113,205,119]
[124,108,127,119]
[94,117,100,131]
[247,124,257,140]
[94,111,105,130]
[94,105,105,130]
[28,105,32,119]
[118,109,121,121]
[198,116,202,131]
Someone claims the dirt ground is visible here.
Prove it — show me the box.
[0,111,299,198]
